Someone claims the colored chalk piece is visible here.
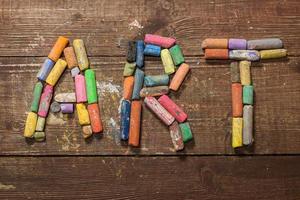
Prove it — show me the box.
[136,40,145,68]
[260,49,287,59]
[201,38,228,49]
[144,75,169,87]
[76,103,90,125]
[169,121,184,151]
[60,103,74,114]
[82,125,93,139]
[64,47,78,69]
[50,101,61,113]
[38,85,53,118]
[230,62,240,83]
[54,92,76,103]
[85,69,98,104]
[73,39,89,71]
[169,44,185,65]
[232,117,243,148]
[128,100,142,147]
[123,76,135,100]
[140,86,169,97]
[48,36,69,62]
[228,39,247,50]
[35,116,45,132]
[158,95,187,123]
[37,58,55,81]
[123,62,136,77]
[87,103,103,133]
[247,38,283,50]
[239,61,251,85]
[144,97,175,126]
[75,74,87,103]
[231,83,243,117]
[33,131,46,142]
[243,105,254,146]
[132,68,144,100]
[204,49,229,59]
[71,67,80,78]
[243,85,254,105]
[179,122,193,143]
[229,50,260,61]
[127,41,136,62]
[169,63,190,91]
[24,112,37,138]
[161,49,175,74]
[120,100,131,140]
[30,82,43,113]
[143,44,161,57]
[144,34,176,48]
[46,59,67,86]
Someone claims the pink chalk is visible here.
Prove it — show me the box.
[144,34,176,48]
[158,95,187,123]
[75,74,87,103]
[38,84,53,117]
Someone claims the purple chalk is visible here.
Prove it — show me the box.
[229,39,247,50]
[60,103,74,114]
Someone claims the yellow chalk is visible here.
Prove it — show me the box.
[260,49,287,59]
[24,112,37,138]
[73,39,89,71]
[239,61,251,85]
[161,49,175,74]
[232,117,243,148]
[76,103,90,125]
[46,59,67,86]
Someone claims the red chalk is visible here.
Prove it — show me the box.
[144,34,176,48]
[158,95,187,123]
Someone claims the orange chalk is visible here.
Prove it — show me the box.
[169,63,190,91]
[87,103,103,133]
[123,76,134,100]
[128,100,142,147]
[205,49,229,59]
[201,38,228,49]
[64,47,78,69]
[48,36,69,62]
[232,83,243,117]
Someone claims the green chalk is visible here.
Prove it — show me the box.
[30,82,43,112]
[34,131,45,142]
[85,69,98,104]
[123,62,136,76]
[169,45,185,66]
[179,122,193,142]
[243,85,253,105]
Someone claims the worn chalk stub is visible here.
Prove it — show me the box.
[140,86,169,97]
[169,44,185,65]
[33,131,46,142]
[201,38,228,49]
[144,34,176,48]
[228,39,247,50]
[24,112,38,138]
[75,74,87,103]
[54,93,76,103]
[85,69,98,104]
[204,49,229,59]
[82,125,93,139]
[87,103,103,133]
[230,61,240,83]
[48,36,69,62]
[46,59,67,86]
[232,117,243,148]
[76,103,90,125]
[123,62,136,77]
[229,50,260,61]
[143,44,161,57]
[169,63,190,91]
[243,105,254,146]
[71,67,80,78]
[61,103,74,114]
[260,49,287,59]
[158,95,187,123]
[232,83,243,117]
[128,100,142,147]
[179,122,193,143]
[169,121,184,151]
[144,75,169,87]
[38,85,53,118]
[31,82,43,113]
[37,58,55,81]
[132,68,144,100]
[136,40,145,68]
[161,49,175,74]
[50,101,61,113]
[243,85,254,105]
[120,100,131,140]
[247,38,283,50]
[239,61,251,85]
[127,41,136,63]
[36,116,46,132]
[64,47,78,69]
[73,39,89,71]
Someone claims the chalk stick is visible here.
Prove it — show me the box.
[24,112,37,138]
[230,62,240,83]
[161,49,175,74]
[38,85,53,117]
[128,100,142,147]
[120,100,131,140]
[71,67,80,78]
[144,75,169,87]
[143,44,161,57]
[50,101,61,113]
[232,117,243,148]
[260,49,287,59]
[243,105,254,146]
[87,103,103,133]
[169,63,190,91]
[144,34,176,48]
[228,39,247,50]
[232,83,243,117]
[48,36,69,62]
[229,50,260,61]
[73,39,89,71]
[64,47,78,69]
[204,49,229,59]
[35,116,45,132]
[30,82,43,113]
[132,68,144,100]
[247,38,283,50]
[158,94,187,123]
[123,62,136,77]
[54,93,76,103]
[140,86,169,97]
[60,103,74,114]
[123,76,134,100]
[46,59,67,86]
[76,103,90,125]
[37,58,55,81]
[243,85,254,105]
[179,122,193,143]
[33,131,46,142]
[169,121,184,151]
[82,125,93,139]
[169,44,185,65]
[239,61,251,85]
[75,74,87,103]
[136,40,144,68]
[201,38,228,49]
[144,97,175,126]
[85,69,98,104]
[127,41,136,62]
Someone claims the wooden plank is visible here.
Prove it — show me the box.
[0,0,299,57]
[0,156,299,200]
[0,56,299,155]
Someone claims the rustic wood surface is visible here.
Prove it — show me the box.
[0,0,299,199]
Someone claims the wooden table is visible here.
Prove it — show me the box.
[0,0,299,199]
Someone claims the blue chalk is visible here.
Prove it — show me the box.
[143,44,161,57]
[132,68,144,100]
[37,58,55,81]
[120,100,131,140]
[144,75,169,87]
[136,40,144,68]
